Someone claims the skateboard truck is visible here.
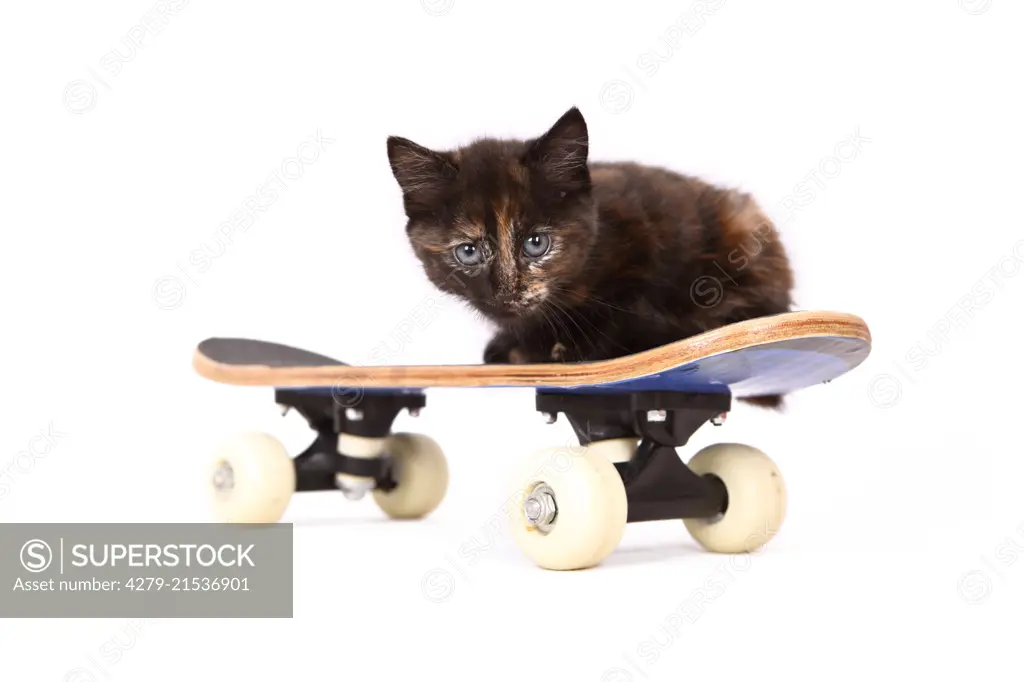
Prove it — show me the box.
[534,390,732,524]
[274,388,426,493]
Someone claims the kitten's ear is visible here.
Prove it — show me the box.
[524,107,590,188]
[386,136,457,213]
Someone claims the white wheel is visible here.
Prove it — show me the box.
[209,431,295,523]
[682,443,786,553]
[584,438,637,562]
[372,433,448,519]
[508,444,628,571]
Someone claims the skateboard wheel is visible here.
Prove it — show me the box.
[208,431,295,523]
[372,433,448,519]
[508,444,628,571]
[682,443,786,554]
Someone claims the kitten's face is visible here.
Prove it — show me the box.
[387,107,597,323]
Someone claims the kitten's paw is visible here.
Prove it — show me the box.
[508,348,528,364]
[484,334,526,364]
[550,342,567,362]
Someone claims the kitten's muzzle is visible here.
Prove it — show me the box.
[488,294,533,317]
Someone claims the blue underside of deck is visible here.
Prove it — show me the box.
[276,336,862,399]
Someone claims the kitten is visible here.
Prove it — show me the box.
[386,107,794,409]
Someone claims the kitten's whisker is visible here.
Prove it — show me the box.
[547,292,631,354]
[540,301,573,347]
[549,286,639,316]
[537,304,562,347]
[546,297,602,355]
[541,302,577,353]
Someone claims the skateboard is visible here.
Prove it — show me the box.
[193,310,871,570]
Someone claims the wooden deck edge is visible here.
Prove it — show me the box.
[192,310,871,388]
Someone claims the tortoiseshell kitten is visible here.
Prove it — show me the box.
[386,107,794,408]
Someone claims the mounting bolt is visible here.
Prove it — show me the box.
[345,408,363,421]
[646,409,667,423]
[542,412,557,424]
[711,413,727,426]
[523,484,557,532]
[212,462,234,492]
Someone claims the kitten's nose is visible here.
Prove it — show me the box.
[495,293,521,307]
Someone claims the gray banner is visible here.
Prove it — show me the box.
[0,523,292,617]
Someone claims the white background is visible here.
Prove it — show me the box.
[2,0,1022,679]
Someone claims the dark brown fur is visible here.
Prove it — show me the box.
[386,107,794,409]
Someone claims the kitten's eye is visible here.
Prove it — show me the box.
[454,243,483,266]
[523,233,550,259]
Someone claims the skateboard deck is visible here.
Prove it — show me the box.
[192,310,871,399]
